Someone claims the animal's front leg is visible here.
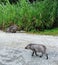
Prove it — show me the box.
[34,51,38,56]
[32,51,34,56]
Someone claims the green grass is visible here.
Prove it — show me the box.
[28,28,58,36]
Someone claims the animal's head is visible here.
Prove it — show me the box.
[25,44,32,49]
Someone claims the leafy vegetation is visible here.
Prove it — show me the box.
[0,0,58,32]
[28,28,58,35]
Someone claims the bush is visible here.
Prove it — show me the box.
[0,0,58,31]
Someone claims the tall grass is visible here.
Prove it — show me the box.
[0,0,57,31]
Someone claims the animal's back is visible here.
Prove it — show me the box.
[30,44,46,53]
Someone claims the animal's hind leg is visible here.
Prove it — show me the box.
[44,52,48,59]
[39,53,43,58]
[45,53,48,59]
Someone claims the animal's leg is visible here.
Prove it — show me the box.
[39,52,43,58]
[34,51,38,56]
[45,53,48,59]
[32,51,35,56]
[44,51,48,59]
[44,50,48,59]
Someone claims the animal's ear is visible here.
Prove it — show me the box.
[29,43,32,46]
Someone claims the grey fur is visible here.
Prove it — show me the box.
[6,25,18,33]
[25,43,48,59]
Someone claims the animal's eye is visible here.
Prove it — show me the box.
[29,46,30,48]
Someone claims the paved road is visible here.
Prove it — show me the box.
[0,31,58,65]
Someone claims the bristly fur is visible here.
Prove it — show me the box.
[25,43,48,59]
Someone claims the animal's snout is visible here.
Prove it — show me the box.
[25,47,27,49]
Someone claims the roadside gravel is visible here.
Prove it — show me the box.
[0,30,58,65]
